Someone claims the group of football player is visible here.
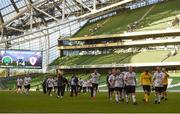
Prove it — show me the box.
[16,75,32,96]
[40,70,100,98]
[16,66,169,105]
[106,66,169,105]
[41,74,68,98]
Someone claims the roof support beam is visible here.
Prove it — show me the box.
[62,0,65,21]
[75,0,93,12]
[10,0,19,13]
[27,0,33,4]
[27,0,48,25]
[74,0,86,11]
[80,0,135,18]
[52,0,63,14]
[32,6,59,22]
[6,26,25,32]
[0,12,4,24]
[0,0,47,30]
[93,0,96,11]
[1,27,4,41]
[96,0,101,4]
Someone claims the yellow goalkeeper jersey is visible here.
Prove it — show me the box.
[140,72,152,86]
[162,73,169,85]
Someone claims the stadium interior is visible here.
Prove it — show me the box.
[0,0,180,92]
[0,0,180,113]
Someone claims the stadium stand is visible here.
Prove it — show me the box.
[74,0,180,37]
[50,50,180,66]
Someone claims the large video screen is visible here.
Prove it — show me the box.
[0,50,42,69]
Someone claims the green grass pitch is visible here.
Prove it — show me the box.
[0,91,180,113]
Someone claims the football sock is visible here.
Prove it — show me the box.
[132,95,136,103]
[121,92,124,99]
[143,94,146,100]
[158,94,161,102]
[126,95,129,102]
[145,93,149,102]
[115,94,119,102]
[93,90,96,97]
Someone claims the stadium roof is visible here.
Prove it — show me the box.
[0,0,136,37]
[0,0,139,46]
